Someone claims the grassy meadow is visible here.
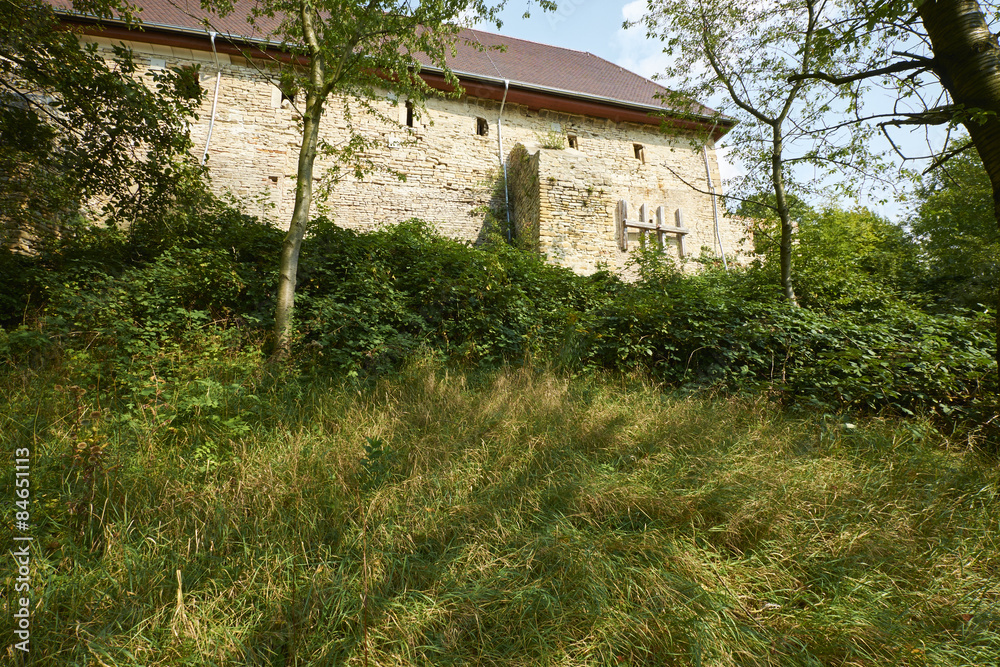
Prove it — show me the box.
[6,5,1000,662]
[3,339,999,665]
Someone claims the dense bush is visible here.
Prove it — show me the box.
[291,220,993,415]
[296,218,616,373]
[0,202,282,380]
[2,213,995,417]
[581,255,994,415]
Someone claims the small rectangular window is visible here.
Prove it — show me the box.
[567,134,578,149]
[633,143,645,163]
[405,100,414,128]
[476,117,489,136]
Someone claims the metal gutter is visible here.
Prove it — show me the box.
[703,145,728,270]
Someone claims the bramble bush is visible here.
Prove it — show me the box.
[291,220,993,417]
[295,218,616,373]
[1,213,995,419]
[581,251,994,415]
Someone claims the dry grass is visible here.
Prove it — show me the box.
[2,354,999,665]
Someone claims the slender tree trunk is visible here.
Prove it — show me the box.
[273,90,323,356]
[771,125,798,305]
[272,0,330,358]
[918,0,1000,375]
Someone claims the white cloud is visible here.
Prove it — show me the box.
[611,2,672,81]
[717,143,745,184]
[621,1,646,22]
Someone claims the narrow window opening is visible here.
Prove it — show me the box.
[476,117,489,136]
[633,143,645,163]
[567,134,578,149]
[405,100,414,128]
[278,72,298,107]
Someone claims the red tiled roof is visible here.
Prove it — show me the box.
[51,0,718,117]
[51,0,280,41]
[433,28,702,113]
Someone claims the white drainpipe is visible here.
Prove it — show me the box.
[703,144,728,270]
[498,79,511,241]
[200,31,221,165]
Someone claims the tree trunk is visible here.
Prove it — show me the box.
[273,90,323,356]
[918,0,1000,376]
[771,126,798,305]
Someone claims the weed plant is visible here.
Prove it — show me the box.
[294,221,995,420]
[2,213,994,419]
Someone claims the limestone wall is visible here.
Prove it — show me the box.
[82,35,747,274]
[526,141,745,276]
[506,144,541,250]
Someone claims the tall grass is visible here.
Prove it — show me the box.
[2,346,999,665]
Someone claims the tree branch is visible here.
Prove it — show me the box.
[0,78,87,140]
[922,140,976,174]
[880,124,908,162]
[657,160,777,212]
[788,58,933,85]
[878,105,959,127]
[697,9,773,126]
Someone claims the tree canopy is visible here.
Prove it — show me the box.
[635,0,882,305]
[783,0,1000,369]
[0,0,206,248]
[909,147,999,309]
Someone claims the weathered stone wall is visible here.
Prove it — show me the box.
[82,35,747,274]
[506,144,540,250]
[526,141,744,276]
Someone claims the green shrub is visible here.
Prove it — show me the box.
[0,200,280,392]
[296,219,614,372]
[3,210,994,419]
[295,218,997,416]
[580,258,995,414]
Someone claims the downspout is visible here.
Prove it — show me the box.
[498,79,511,241]
[703,143,728,271]
[200,31,221,165]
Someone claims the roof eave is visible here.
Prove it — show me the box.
[432,66,733,132]
[55,8,735,136]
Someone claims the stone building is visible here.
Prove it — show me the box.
[54,1,743,276]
